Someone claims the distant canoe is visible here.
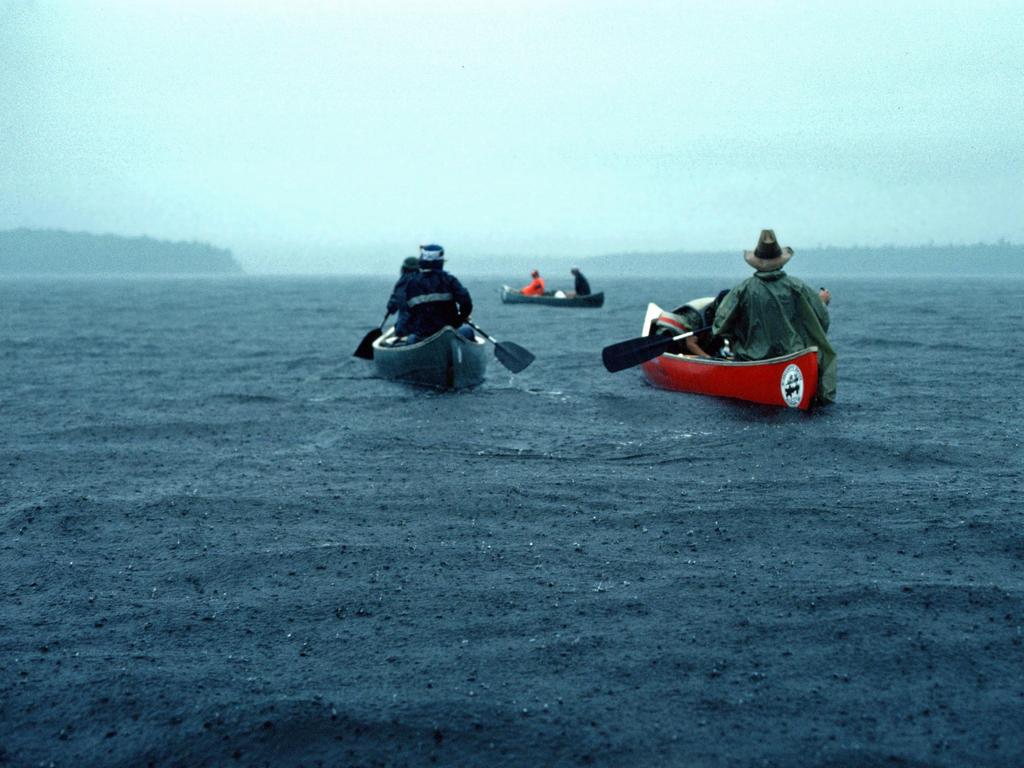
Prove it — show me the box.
[639,302,819,410]
[500,285,605,308]
[372,326,488,389]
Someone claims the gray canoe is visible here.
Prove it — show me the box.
[372,326,488,389]
[500,285,604,308]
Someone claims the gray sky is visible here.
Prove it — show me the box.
[2,0,1022,272]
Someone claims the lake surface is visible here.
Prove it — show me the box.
[2,273,1022,766]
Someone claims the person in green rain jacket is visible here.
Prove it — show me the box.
[712,230,837,403]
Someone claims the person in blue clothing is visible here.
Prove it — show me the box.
[401,244,474,343]
[387,256,420,336]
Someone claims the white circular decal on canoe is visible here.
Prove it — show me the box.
[780,364,804,408]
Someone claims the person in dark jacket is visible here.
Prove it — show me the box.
[570,267,591,297]
[402,244,474,342]
[387,256,420,336]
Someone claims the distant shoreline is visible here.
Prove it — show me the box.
[459,242,1024,279]
[3,229,1021,277]
[0,228,243,275]
[233,241,1024,278]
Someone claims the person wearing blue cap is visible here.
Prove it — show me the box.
[401,244,474,343]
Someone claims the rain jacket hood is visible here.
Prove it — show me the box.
[712,270,837,403]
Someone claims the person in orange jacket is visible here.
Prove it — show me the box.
[520,270,545,296]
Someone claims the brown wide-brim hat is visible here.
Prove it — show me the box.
[743,229,793,271]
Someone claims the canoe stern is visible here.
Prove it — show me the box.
[372,327,488,389]
[639,303,820,409]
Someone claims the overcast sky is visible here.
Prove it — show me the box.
[1,0,1022,272]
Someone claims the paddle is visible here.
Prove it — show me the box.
[602,326,711,373]
[466,321,535,373]
[352,313,390,360]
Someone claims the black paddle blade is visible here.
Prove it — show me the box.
[494,341,535,373]
[601,334,673,373]
[353,328,383,360]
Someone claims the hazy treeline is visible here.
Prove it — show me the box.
[0,229,242,275]
[3,228,1020,277]
[450,242,1024,279]
[564,242,1024,279]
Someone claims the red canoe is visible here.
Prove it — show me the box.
[639,303,819,410]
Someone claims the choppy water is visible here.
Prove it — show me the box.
[2,273,1023,766]
[3,275,1022,465]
